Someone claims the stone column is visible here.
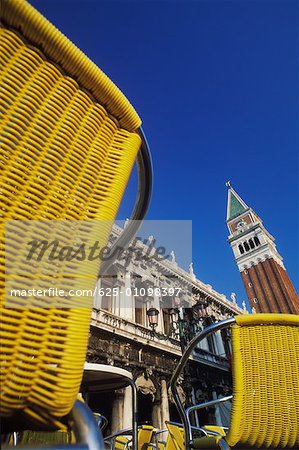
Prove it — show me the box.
[191,388,199,427]
[123,386,133,429]
[215,330,226,356]
[119,270,134,321]
[93,278,102,309]
[160,379,170,427]
[212,390,222,426]
[160,379,170,440]
[152,401,162,429]
[111,391,124,434]
[113,279,123,317]
[153,289,163,333]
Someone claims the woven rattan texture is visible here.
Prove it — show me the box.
[227,315,299,448]
[0,26,140,426]
[1,0,141,131]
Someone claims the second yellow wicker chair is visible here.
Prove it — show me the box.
[171,314,299,449]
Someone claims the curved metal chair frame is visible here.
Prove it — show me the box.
[100,126,153,275]
[2,401,104,450]
[170,318,235,450]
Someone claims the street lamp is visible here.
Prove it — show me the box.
[146,307,194,407]
[147,307,195,351]
[146,307,184,342]
[146,307,159,330]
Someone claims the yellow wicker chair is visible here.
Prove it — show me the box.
[165,422,185,450]
[0,0,151,445]
[105,425,154,450]
[163,421,224,450]
[170,314,299,450]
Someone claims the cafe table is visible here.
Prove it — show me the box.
[82,363,138,450]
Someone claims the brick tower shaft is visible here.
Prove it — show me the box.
[226,182,299,314]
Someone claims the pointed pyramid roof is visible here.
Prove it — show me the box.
[226,181,249,221]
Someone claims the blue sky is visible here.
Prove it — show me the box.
[30,0,298,307]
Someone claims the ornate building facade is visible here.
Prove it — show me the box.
[226,182,299,314]
[87,224,243,434]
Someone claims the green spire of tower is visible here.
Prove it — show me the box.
[226,181,248,220]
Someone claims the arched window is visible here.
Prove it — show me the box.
[100,276,115,312]
[249,238,255,249]
[238,244,245,254]
[207,334,216,354]
[135,297,145,325]
[202,318,217,354]
[162,308,171,335]
[254,236,260,246]
[244,241,250,252]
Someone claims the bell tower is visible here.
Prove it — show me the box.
[226,182,299,314]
